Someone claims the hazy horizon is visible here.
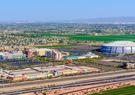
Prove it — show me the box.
[0,0,135,22]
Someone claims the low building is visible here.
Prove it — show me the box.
[122,62,135,69]
[1,65,100,81]
[64,52,99,60]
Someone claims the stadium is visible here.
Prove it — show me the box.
[100,41,135,54]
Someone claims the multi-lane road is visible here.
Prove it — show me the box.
[1,70,135,95]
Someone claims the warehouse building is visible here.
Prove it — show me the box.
[100,41,135,54]
[1,65,99,81]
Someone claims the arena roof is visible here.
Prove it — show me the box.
[103,41,135,47]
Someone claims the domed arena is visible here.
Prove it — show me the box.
[100,41,135,54]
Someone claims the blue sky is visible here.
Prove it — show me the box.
[0,0,134,22]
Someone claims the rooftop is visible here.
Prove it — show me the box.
[103,41,135,47]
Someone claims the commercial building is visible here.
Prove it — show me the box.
[1,65,99,81]
[0,48,67,60]
[0,51,26,60]
[100,41,135,54]
[24,48,66,60]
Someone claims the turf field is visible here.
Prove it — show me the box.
[91,86,135,95]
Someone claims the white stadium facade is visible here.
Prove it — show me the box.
[100,41,135,54]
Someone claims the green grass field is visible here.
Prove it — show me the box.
[32,33,88,37]
[35,44,77,48]
[91,86,135,95]
[70,34,135,41]
[31,33,135,42]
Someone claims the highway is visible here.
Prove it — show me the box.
[1,74,135,95]
[1,70,135,95]
[1,70,135,87]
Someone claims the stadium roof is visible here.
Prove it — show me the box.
[103,41,135,47]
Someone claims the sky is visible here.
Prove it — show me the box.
[0,0,134,22]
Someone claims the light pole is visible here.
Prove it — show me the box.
[0,68,4,89]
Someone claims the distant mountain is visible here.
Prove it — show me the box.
[67,17,135,24]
